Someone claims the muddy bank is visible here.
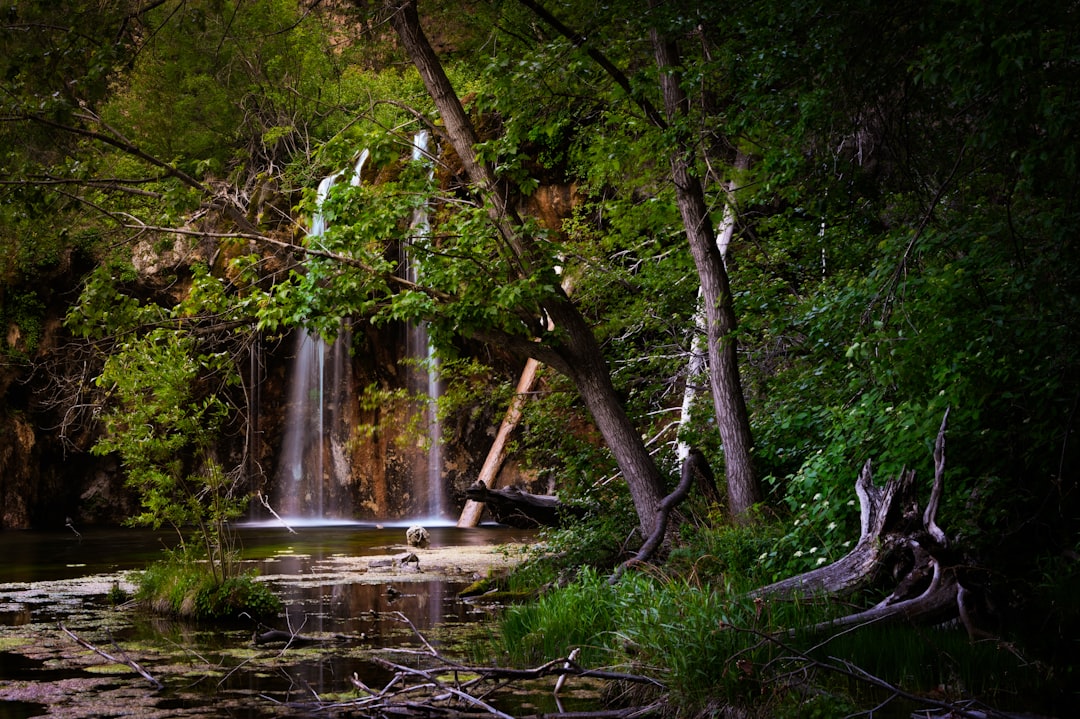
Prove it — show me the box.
[258,541,531,585]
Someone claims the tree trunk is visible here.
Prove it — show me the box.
[457,357,541,527]
[649,17,761,515]
[676,152,746,470]
[388,0,666,535]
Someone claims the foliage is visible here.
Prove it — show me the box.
[667,510,784,586]
[510,488,639,591]
[83,298,246,583]
[1,0,1078,709]
[137,553,281,621]
[499,566,623,669]
[498,564,1057,716]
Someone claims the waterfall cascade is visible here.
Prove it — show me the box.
[402,130,447,520]
[273,136,446,522]
[273,152,366,520]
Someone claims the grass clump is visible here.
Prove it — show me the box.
[499,567,621,668]
[136,553,281,621]
[496,517,1060,716]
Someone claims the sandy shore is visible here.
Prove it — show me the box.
[257,541,535,587]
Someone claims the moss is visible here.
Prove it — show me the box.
[83,663,135,675]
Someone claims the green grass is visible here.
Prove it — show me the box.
[495,542,1059,716]
[136,556,281,621]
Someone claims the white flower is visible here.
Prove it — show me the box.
[816,557,828,565]
[827,521,837,531]
[794,550,804,558]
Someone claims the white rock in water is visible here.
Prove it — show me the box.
[406,525,430,548]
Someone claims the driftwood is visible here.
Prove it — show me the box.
[458,357,545,527]
[463,481,587,527]
[756,409,973,632]
[292,611,662,718]
[60,623,163,690]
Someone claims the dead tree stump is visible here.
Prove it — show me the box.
[755,409,978,633]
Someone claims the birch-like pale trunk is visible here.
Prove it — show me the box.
[675,171,738,466]
[649,15,761,515]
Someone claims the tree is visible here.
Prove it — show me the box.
[383,0,668,535]
[645,2,760,515]
[89,326,243,582]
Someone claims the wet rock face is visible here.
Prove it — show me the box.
[0,410,133,530]
[0,413,36,528]
[0,175,577,528]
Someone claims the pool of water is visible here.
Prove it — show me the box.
[0,524,562,718]
[0,522,526,583]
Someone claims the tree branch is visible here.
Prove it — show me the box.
[609,447,701,583]
[516,0,667,130]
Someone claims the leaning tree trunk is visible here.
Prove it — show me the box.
[457,357,542,527]
[649,15,761,516]
[388,0,667,535]
[756,410,974,634]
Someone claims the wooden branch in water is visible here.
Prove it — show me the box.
[295,614,663,719]
[59,623,163,690]
[258,492,297,534]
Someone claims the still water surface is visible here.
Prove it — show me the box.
[0,523,550,718]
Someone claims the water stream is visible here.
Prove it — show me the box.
[401,130,446,521]
[274,136,446,523]
[273,152,367,521]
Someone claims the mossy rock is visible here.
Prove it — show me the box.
[458,577,499,597]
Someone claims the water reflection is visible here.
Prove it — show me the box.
[0,523,528,584]
[0,524,533,718]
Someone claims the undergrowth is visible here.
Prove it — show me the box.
[136,553,281,621]
[496,519,1059,717]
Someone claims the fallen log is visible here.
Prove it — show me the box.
[463,481,588,527]
[756,409,976,632]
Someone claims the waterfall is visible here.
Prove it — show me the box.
[274,153,366,520]
[274,137,446,522]
[402,130,446,520]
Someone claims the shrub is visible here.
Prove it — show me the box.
[136,555,280,621]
